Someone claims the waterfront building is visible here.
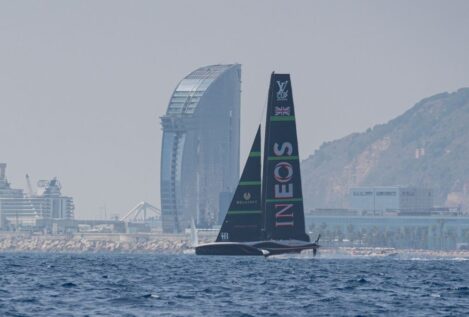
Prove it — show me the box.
[350,186,433,214]
[306,213,469,250]
[160,64,241,232]
[0,163,74,229]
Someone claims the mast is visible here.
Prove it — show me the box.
[216,126,262,242]
[261,73,309,242]
[261,73,275,240]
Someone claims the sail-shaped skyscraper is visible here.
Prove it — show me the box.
[160,64,240,233]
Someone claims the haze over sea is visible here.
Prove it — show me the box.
[1,253,468,316]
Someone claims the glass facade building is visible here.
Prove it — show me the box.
[160,64,240,232]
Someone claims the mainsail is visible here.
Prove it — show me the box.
[216,126,262,242]
[262,73,309,242]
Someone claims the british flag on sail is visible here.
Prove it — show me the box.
[274,106,291,116]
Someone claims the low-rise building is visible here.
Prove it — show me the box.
[350,186,433,214]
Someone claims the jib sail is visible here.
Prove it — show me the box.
[216,126,262,242]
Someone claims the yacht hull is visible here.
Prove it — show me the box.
[252,241,319,256]
[195,240,319,256]
[195,242,266,256]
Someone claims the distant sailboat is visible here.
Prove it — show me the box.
[190,217,199,248]
[196,73,320,256]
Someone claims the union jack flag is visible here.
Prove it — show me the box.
[274,106,291,116]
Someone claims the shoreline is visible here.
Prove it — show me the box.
[1,235,469,259]
[318,246,469,259]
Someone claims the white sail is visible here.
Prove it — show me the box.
[190,217,199,247]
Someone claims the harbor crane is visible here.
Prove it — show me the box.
[25,174,35,197]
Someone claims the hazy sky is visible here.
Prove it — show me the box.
[1,0,468,219]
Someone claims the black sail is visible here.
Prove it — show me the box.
[262,73,309,242]
[216,126,262,242]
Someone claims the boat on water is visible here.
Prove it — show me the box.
[196,72,320,257]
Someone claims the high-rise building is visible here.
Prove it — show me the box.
[160,64,241,232]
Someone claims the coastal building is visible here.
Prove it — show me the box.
[350,186,433,214]
[0,163,74,229]
[306,213,469,250]
[160,64,241,232]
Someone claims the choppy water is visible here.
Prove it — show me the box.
[1,252,469,316]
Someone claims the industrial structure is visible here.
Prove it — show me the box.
[120,201,160,222]
[350,186,433,214]
[0,163,74,229]
[160,64,241,232]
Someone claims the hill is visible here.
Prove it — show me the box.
[301,88,469,210]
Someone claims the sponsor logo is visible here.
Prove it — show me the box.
[276,81,289,101]
[274,106,291,116]
[275,204,294,227]
[274,162,293,183]
[234,192,257,205]
[220,232,229,240]
[235,199,258,205]
[272,142,295,227]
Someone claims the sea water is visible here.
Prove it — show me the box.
[1,252,468,316]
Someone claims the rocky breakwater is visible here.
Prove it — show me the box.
[0,235,193,253]
[321,247,469,259]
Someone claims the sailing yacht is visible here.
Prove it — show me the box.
[195,73,320,256]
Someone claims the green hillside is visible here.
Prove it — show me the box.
[301,88,469,211]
